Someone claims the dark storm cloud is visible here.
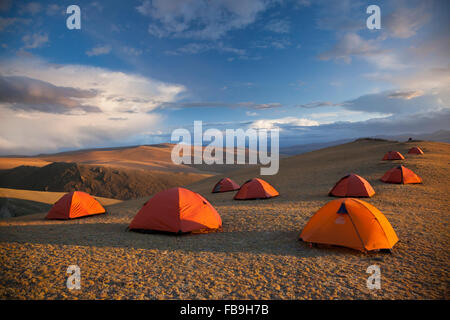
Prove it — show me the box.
[0,75,101,114]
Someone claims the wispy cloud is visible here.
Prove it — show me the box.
[315,0,365,32]
[296,101,344,108]
[158,101,282,110]
[46,4,65,16]
[384,2,432,39]
[252,37,292,49]
[264,19,290,33]
[86,45,112,56]
[122,46,143,56]
[137,0,272,40]
[318,33,380,63]
[18,2,42,15]
[22,32,49,49]
[166,42,246,56]
[387,90,424,100]
[0,17,31,31]
[318,32,405,70]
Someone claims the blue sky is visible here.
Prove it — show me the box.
[0,0,449,155]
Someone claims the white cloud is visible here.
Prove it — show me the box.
[22,32,49,49]
[0,17,31,31]
[0,57,186,155]
[0,108,163,155]
[390,67,450,92]
[250,116,319,130]
[318,33,405,70]
[46,4,65,16]
[137,0,272,40]
[384,3,432,39]
[296,101,343,108]
[159,100,281,110]
[86,45,112,56]
[166,42,246,56]
[19,2,42,15]
[1,57,185,113]
[315,0,365,32]
[264,19,290,33]
[253,37,292,50]
[318,33,378,63]
[122,46,144,56]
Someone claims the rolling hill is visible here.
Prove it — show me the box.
[0,162,211,201]
[0,143,258,173]
[0,143,196,172]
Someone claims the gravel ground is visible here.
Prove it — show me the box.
[0,140,449,299]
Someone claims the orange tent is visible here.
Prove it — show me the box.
[381,165,422,184]
[329,174,375,197]
[212,178,240,193]
[300,198,398,252]
[234,178,279,200]
[382,151,405,160]
[408,147,424,155]
[46,191,106,220]
[129,187,222,234]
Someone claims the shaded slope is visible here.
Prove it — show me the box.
[0,162,211,200]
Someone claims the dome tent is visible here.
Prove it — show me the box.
[234,178,279,200]
[46,191,106,220]
[212,178,240,193]
[380,165,422,184]
[300,198,398,252]
[329,174,375,198]
[408,147,424,155]
[129,187,222,234]
[382,151,405,160]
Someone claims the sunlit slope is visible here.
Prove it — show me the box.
[0,143,257,174]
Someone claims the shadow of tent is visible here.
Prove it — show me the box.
[0,197,52,218]
[0,222,366,257]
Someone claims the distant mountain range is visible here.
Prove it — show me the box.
[371,129,450,143]
[0,130,448,202]
[280,130,450,156]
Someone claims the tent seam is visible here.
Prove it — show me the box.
[354,198,391,248]
[346,200,367,251]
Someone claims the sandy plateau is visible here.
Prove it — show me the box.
[0,139,448,299]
